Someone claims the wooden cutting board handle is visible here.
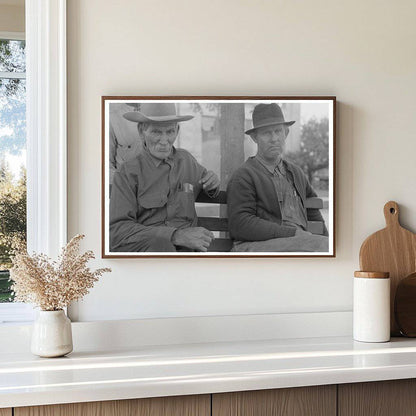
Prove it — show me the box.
[384,201,400,228]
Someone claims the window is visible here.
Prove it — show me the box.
[0,34,33,322]
[0,1,67,324]
[0,37,27,307]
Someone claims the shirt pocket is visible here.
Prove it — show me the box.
[176,190,196,222]
[137,192,168,225]
[138,193,167,209]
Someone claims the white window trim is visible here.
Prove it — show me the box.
[0,0,67,324]
[0,72,26,79]
[0,31,25,40]
[26,0,67,257]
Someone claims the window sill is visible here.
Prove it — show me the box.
[0,303,35,324]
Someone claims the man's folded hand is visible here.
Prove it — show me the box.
[172,227,215,252]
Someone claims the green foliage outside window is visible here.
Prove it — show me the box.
[0,162,26,302]
[0,38,27,302]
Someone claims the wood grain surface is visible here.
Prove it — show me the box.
[394,272,416,336]
[359,201,416,335]
[14,395,210,416]
[339,379,416,416]
[212,386,336,416]
[0,409,12,416]
[354,271,389,278]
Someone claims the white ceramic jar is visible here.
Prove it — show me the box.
[31,310,73,357]
[353,271,390,343]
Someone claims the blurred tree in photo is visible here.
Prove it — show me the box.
[286,117,329,191]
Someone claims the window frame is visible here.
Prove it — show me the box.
[0,0,67,323]
[0,31,25,41]
[0,33,28,317]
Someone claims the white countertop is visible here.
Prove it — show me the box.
[2,336,416,408]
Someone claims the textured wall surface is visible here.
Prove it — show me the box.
[67,0,416,321]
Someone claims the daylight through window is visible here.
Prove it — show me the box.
[0,38,27,304]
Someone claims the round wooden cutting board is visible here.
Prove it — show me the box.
[359,201,416,336]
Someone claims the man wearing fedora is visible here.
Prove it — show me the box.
[110,103,220,252]
[227,103,328,252]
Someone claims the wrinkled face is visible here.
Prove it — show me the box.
[140,122,179,160]
[251,124,288,162]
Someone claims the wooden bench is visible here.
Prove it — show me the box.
[196,191,326,252]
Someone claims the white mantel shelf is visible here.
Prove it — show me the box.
[2,336,416,409]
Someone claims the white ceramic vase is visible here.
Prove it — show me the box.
[31,310,73,357]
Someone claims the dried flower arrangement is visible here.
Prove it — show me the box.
[10,235,111,311]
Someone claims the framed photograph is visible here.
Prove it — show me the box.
[102,96,336,258]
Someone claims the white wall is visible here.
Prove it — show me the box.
[67,0,416,322]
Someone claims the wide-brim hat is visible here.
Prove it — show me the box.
[126,103,140,109]
[123,103,194,123]
[245,103,295,135]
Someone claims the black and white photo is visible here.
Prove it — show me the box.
[102,97,336,257]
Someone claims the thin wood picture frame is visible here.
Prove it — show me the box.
[102,96,336,258]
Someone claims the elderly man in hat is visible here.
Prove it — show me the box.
[110,103,220,252]
[227,103,328,252]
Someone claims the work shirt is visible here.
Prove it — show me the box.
[255,156,308,230]
[110,146,215,251]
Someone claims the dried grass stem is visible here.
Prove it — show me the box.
[10,234,111,310]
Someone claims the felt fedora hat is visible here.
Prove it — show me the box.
[123,103,194,123]
[245,103,295,135]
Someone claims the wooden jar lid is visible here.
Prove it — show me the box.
[354,271,390,279]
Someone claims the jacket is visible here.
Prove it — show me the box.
[227,157,327,241]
